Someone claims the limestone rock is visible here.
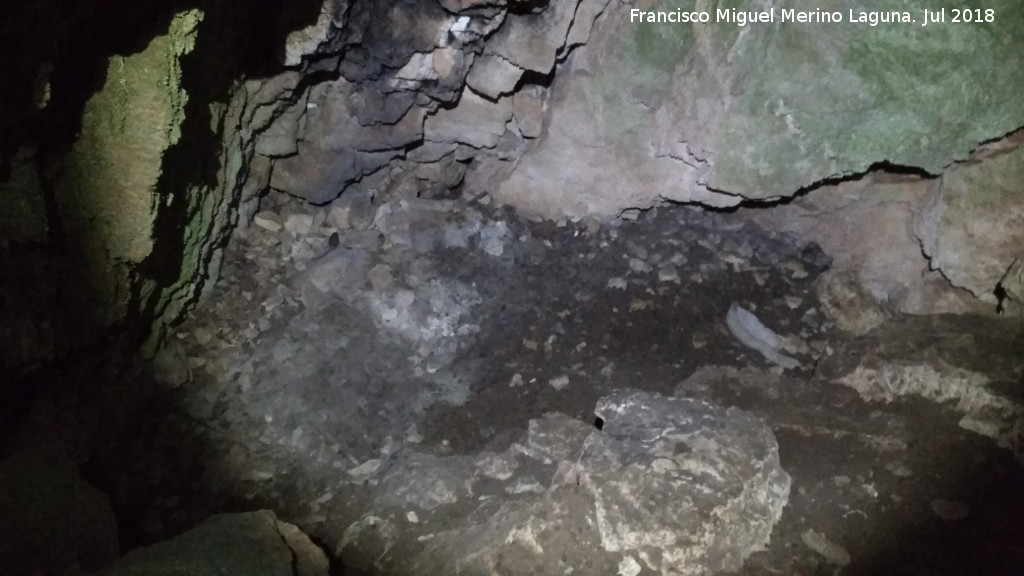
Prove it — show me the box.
[486,0,590,74]
[815,269,889,335]
[748,176,984,315]
[493,0,1024,218]
[309,78,426,153]
[299,242,372,304]
[918,145,1024,301]
[245,72,303,132]
[341,390,790,576]
[425,88,513,149]
[270,142,397,204]
[817,314,1024,443]
[466,53,523,99]
[93,510,328,576]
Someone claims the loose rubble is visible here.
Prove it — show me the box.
[76,197,1024,576]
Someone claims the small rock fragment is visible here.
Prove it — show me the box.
[549,375,570,390]
[607,277,628,290]
[253,211,283,232]
[617,556,642,576]
[628,257,652,274]
[284,213,313,235]
[658,264,679,282]
[394,289,416,308]
[328,204,351,231]
[367,264,394,291]
[801,529,851,566]
[481,238,504,257]
[348,459,382,477]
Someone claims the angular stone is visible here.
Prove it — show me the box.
[466,54,523,99]
[252,211,282,232]
[425,88,512,149]
[486,0,583,74]
[270,143,396,204]
[283,213,313,235]
[307,78,425,153]
[918,145,1024,301]
[344,390,789,576]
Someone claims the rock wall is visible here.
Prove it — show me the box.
[3,0,1024,387]
[254,0,1024,313]
[0,0,325,385]
[496,0,1024,215]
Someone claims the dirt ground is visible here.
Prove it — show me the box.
[69,199,1024,575]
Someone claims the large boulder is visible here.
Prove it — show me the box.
[340,389,790,576]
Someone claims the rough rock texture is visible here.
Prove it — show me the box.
[0,444,119,575]
[0,0,332,379]
[340,390,790,576]
[750,144,1024,317]
[814,269,891,335]
[5,0,1024,382]
[93,510,328,576]
[748,174,988,316]
[50,9,201,347]
[243,0,1024,321]
[919,144,1024,301]
[260,0,607,207]
[817,314,1024,444]
[495,0,1024,218]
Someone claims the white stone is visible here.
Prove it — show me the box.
[348,459,382,477]
[253,211,282,232]
[327,204,351,231]
[607,277,627,290]
[481,237,504,257]
[658,264,680,282]
[617,556,642,576]
[549,375,570,390]
[284,213,313,235]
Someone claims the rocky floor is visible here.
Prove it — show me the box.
[84,194,1024,575]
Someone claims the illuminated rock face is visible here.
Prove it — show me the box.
[338,390,790,576]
